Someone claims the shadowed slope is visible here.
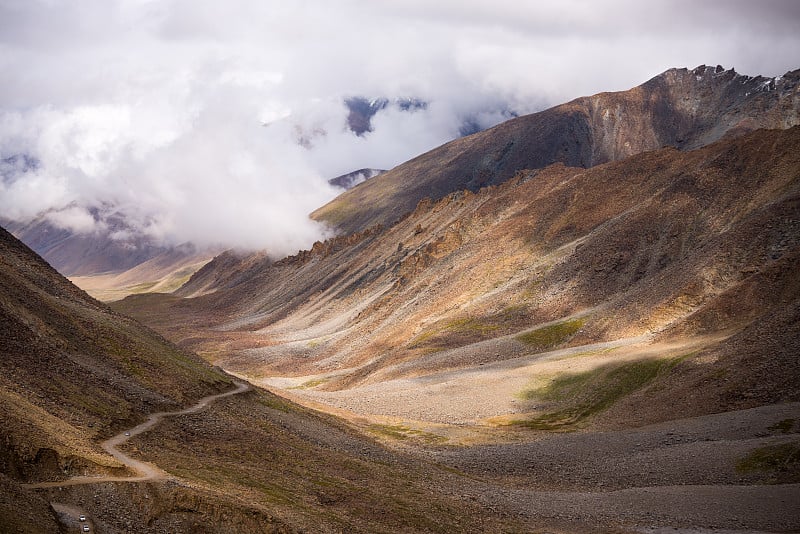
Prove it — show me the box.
[0,226,233,529]
[0,227,521,533]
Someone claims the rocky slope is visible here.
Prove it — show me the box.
[114,125,800,532]
[0,225,523,533]
[0,225,233,530]
[313,65,800,234]
[136,126,800,428]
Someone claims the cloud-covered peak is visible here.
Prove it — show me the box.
[0,0,798,254]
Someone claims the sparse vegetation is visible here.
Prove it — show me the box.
[515,318,584,351]
[513,356,685,430]
[289,378,329,390]
[768,419,796,434]
[409,307,529,352]
[736,442,800,483]
[367,424,447,444]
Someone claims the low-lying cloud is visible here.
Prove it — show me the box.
[1,0,798,255]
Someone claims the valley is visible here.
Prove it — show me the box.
[2,65,799,532]
[111,125,800,530]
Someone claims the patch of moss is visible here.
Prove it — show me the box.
[736,442,800,483]
[408,317,498,351]
[448,317,500,335]
[367,424,447,444]
[289,378,328,390]
[409,307,528,351]
[128,281,158,293]
[513,356,684,430]
[515,317,584,350]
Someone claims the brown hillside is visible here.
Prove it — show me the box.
[0,225,233,481]
[312,66,800,234]
[113,129,800,532]
[0,226,232,530]
[124,127,800,431]
[0,226,525,533]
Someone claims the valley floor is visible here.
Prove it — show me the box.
[236,337,800,532]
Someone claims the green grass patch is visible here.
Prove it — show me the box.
[515,318,584,351]
[409,307,529,351]
[366,424,447,444]
[408,317,499,350]
[289,378,329,390]
[445,317,501,336]
[127,281,159,293]
[512,356,684,430]
[736,442,800,483]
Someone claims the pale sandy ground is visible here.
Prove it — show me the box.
[249,337,800,532]
[256,336,692,431]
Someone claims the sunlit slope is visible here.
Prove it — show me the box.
[125,127,800,429]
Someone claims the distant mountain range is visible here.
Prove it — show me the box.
[3,94,513,282]
[328,168,386,190]
[5,65,799,291]
[344,96,428,135]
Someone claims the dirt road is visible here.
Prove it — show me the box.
[25,380,250,488]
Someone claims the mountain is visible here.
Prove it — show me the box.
[137,126,800,424]
[0,215,216,302]
[0,225,517,533]
[345,96,427,135]
[328,168,386,190]
[116,125,800,531]
[68,243,218,302]
[1,215,171,277]
[2,93,507,285]
[0,224,231,529]
[313,65,800,235]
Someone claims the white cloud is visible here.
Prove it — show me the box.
[0,0,798,254]
[44,205,101,235]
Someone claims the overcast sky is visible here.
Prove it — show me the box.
[1,0,799,254]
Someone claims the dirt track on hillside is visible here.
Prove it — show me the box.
[25,381,250,489]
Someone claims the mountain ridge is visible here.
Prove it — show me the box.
[312,65,800,235]
[146,125,800,425]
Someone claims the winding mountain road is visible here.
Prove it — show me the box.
[25,380,250,488]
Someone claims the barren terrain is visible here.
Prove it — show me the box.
[4,71,799,532]
[114,127,800,531]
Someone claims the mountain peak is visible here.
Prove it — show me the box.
[315,65,800,235]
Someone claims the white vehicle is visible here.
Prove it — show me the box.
[78,515,85,522]
[124,431,130,436]
[82,526,90,532]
